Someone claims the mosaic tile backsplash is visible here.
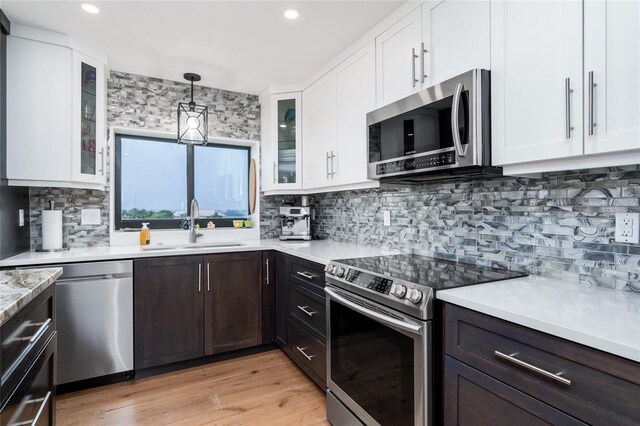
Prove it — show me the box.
[28,71,261,248]
[261,165,640,291]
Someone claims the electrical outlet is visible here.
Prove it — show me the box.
[615,213,640,243]
[383,211,391,227]
[81,209,101,226]
[18,209,24,227]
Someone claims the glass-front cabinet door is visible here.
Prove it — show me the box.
[72,51,106,186]
[268,92,302,190]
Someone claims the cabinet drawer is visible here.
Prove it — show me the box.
[444,304,640,425]
[444,356,585,426]
[289,258,325,294]
[289,285,326,340]
[1,285,55,404]
[289,320,326,385]
[1,334,56,426]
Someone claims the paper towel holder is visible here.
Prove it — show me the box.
[36,200,70,252]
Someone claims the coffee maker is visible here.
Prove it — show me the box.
[279,206,312,241]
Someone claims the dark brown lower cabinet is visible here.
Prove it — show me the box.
[135,251,273,371]
[444,356,585,426]
[134,256,204,369]
[262,251,276,345]
[443,303,640,425]
[204,252,263,355]
[275,252,289,349]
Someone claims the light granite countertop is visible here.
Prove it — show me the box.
[0,268,63,325]
[437,275,640,363]
[0,239,398,268]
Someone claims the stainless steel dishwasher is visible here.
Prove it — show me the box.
[51,260,134,385]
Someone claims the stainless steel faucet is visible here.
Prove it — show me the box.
[189,198,200,243]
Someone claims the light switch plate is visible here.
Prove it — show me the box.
[615,213,640,243]
[383,211,391,227]
[81,209,101,226]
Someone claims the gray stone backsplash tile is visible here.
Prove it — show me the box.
[261,165,640,291]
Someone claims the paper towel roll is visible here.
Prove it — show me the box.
[42,210,63,250]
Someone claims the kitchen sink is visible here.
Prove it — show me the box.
[142,242,245,251]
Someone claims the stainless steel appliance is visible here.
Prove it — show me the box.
[53,260,133,384]
[367,69,498,183]
[279,206,312,241]
[324,255,526,425]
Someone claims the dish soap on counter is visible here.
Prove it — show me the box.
[139,223,151,245]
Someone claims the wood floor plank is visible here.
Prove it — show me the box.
[57,349,328,425]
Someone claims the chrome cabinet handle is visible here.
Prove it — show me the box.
[265,258,270,285]
[297,305,316,317]
[198,264,202,292]
[494,351,571,386]
[326,152,330,179]
[207,263,210,292]
[20,391,52,426]
[565,77,574,139]
[272,161,277,184]
[330,150,336,178]
[588,71,597,136]
[420,42,428,84]
[15,318,52,344]
[296,271,317,280]
[451,82,467,157]
[98,147,105,175]
[411,48,419,87]
[296,346,316,361]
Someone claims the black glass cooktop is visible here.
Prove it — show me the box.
[333,254,527,291]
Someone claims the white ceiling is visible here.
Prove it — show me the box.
[2,1,404,95]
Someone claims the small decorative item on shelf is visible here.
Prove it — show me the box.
[81,122,91,136]
[83,103,96,120]
[243,220,253,228]
[207,221,215,229]
[284,108,295,122]
[233,220,244,228]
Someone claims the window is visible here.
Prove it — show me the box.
[115,134,250,230]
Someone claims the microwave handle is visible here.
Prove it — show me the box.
[451,82,468,158]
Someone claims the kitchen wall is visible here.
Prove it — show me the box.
[261,165,640,291]
[28,71,261,249]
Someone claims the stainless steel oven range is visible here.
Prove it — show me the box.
[324,255,526,425]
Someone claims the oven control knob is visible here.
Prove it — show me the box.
[324,264,333,274]
[334,267,346,278]
[407,288,423,304]
[392,283,407,298]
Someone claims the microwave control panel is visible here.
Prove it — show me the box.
[345,269,393,295]
[376,151,456,175]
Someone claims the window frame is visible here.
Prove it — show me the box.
[114,133,251,231]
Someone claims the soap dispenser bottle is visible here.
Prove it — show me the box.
[140,223,151,245]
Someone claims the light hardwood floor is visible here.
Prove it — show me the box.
[57,350,329,425]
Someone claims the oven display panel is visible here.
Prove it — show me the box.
[345,269,393,295]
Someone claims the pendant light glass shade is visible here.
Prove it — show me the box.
[177,73,208,145]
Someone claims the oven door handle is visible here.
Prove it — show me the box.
[325,288,423,335]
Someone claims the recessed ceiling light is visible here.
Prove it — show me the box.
[284,9,299,20]
[81,4,100,14]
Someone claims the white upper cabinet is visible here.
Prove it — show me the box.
[375,8,423,107]
[302,73,336,190]
[491,0,584,166]
[334,41,376,187]
[6,25,108,190]
[261,92,302,192]
[584,0,640,155]
[421,0,490,86]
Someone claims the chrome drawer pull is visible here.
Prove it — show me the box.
[296,271,317,280]
[15,318,52,344]
[495,351,571,386]
[296,346,316,361]
[297,305,316,317]
[13,391,52,426]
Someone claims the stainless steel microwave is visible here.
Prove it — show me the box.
[367,69,499,182]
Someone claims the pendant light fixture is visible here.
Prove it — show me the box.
[177,73,208,145]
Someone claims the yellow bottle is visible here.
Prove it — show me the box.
[139,223,151,245]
